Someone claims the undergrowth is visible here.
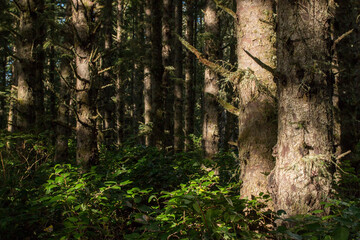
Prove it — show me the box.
[0,132,359,239]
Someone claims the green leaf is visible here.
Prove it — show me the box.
[193,201,201,213]
[333,226,349,240]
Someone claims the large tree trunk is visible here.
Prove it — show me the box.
[236,0,277,199]
[150,0,164,148]
[202,0,220,158]
[184,0,195,151]
[269,0,333,216]
[71,0,99,167]
[15,0,45,131]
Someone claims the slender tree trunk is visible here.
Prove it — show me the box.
[151,0,164,147]
[101,0,114,146]
[71,0,100,167]
[184,0,195,151]
[173,0,184,151]
[162,0,174,148]
[236,0,277,198]
[202,0,220,158]
[7,55,18,133]
[55,2,72,162]
[144,0,153,146]
[0,53,6,129]
[268,0,333,216]
[15,0,45,131]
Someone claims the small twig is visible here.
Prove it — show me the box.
[332,29,354,50]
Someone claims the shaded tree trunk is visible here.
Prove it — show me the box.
[7,55,18,133]
[71,0,100,167]
[236,0,277,199]
[184,0,195,151]
[268,0,333,216]
[173,0,184,151]
[202,0,220,158]
[15,0,45,131]
[0,52,6,129]
[162,0,174,148]
[151,0,164,147]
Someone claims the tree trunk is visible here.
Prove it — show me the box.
[236,0,277,199]
[162,0,174,148]
[144,0,153,146]
[151,0,164,148]
[268,0,333,216]
[184,0,195,151]
[0,53,6,129]
[173,0,184,151]
[202,0,220,158]
[71,0,100,167]
[15,0,45,131]
[7,54,18,133]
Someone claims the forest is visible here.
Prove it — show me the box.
[0,0,360,239]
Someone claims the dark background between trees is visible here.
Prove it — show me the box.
[0,0,360,239]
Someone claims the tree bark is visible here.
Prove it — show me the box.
[71,0,100,167]
[184,0,195,151]
[151,0,164,148]
[162,0,174,148]
[173,0,184,151]
[203,0,220,158]
[269,0,333,216]
[236,0,277,199]
[144,0,153,146]
[15,0,45,131]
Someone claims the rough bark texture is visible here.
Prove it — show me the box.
[144,0,153,146]
[72,0,99,167]
[269,0,333,216]
[203,0,220,158]
[173,0,184,151]
[15,0,45,131]
[236,0,277,199]
[162,0,174,148]
[184,0,195,151]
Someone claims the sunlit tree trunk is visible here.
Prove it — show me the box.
[71,0,100,167]
[144,0,153,146]
[236,0,277,199]
[202,0,220,158]
[15,0,45,131]
[184,0,195,151]
[268,0,333,216]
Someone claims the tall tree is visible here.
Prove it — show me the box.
[162,0,174,148]
[173,0,183,151]
[15,0,45,131]
[184,0,195,151]
[151,0,164,147]
[71,0,100,167]
[143,0,153,146]
[236,0,277,198]
[268,0,333,216]
[202,0,220,157]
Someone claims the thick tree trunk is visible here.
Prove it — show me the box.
[15,0,45,131]
[269,0,333,216]
[184,0,195,151]
[151,0,164,148]
[236,0,277,199]
[162,0,174,148]
[173,0,184,151]
[202,0,220,158]
[72,0,99,167]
